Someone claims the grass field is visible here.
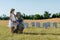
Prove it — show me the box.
[0,18,60,40]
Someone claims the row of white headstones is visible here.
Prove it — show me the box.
[23,22,57,28]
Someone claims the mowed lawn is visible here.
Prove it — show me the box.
[0,18,60,40]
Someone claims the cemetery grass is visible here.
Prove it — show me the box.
[0,19,60,40]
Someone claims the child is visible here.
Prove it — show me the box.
[14,12,24,33]
[9,8,16,33]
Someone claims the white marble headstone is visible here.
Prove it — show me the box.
[47,22,50,27]
[31,22,35,27]
[43,22,48,28]
[36,22,40,28]
[24,22,29,28]
[53,22,57,28]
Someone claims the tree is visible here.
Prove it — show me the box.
[52,14,57,18]
[40,15,43,19]
[33,14,40,20]
[56,13,60,18]
[30,15,35,20]
[58,13,60,18]
[0,16,3,20]
[2,14,9,20]
[44,11,51,19]
[22,13,26,19]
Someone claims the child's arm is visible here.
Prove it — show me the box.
[11,14,16,23]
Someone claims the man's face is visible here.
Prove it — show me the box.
[17,14,20,18]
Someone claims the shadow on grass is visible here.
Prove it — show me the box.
[23,32,60,35]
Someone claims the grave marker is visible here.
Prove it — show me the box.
[24,22,29,28]
[53,22,57,28]
[31,22,35,27]
[36,22,40,28]
[47,22,50,27]
[43,22,48,29]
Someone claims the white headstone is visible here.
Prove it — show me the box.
[36,22,40,28]
[53,22,57,28]
[47,22,50,27]
[43,22,48,29]
[31,22,35,27]
[24,22,29,28]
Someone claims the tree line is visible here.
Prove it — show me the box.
[0,11,60,20]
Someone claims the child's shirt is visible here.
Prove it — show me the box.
[10,14,16,22]
[9,14,16,27]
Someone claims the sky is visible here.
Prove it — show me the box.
[0,0,60,16]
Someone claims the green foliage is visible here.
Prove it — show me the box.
[33,14,40,20]
[0,11,60,20]
[44,11,51,19]
[0,14,9,20]
[40,15,43,19]
[52,14,57,18]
